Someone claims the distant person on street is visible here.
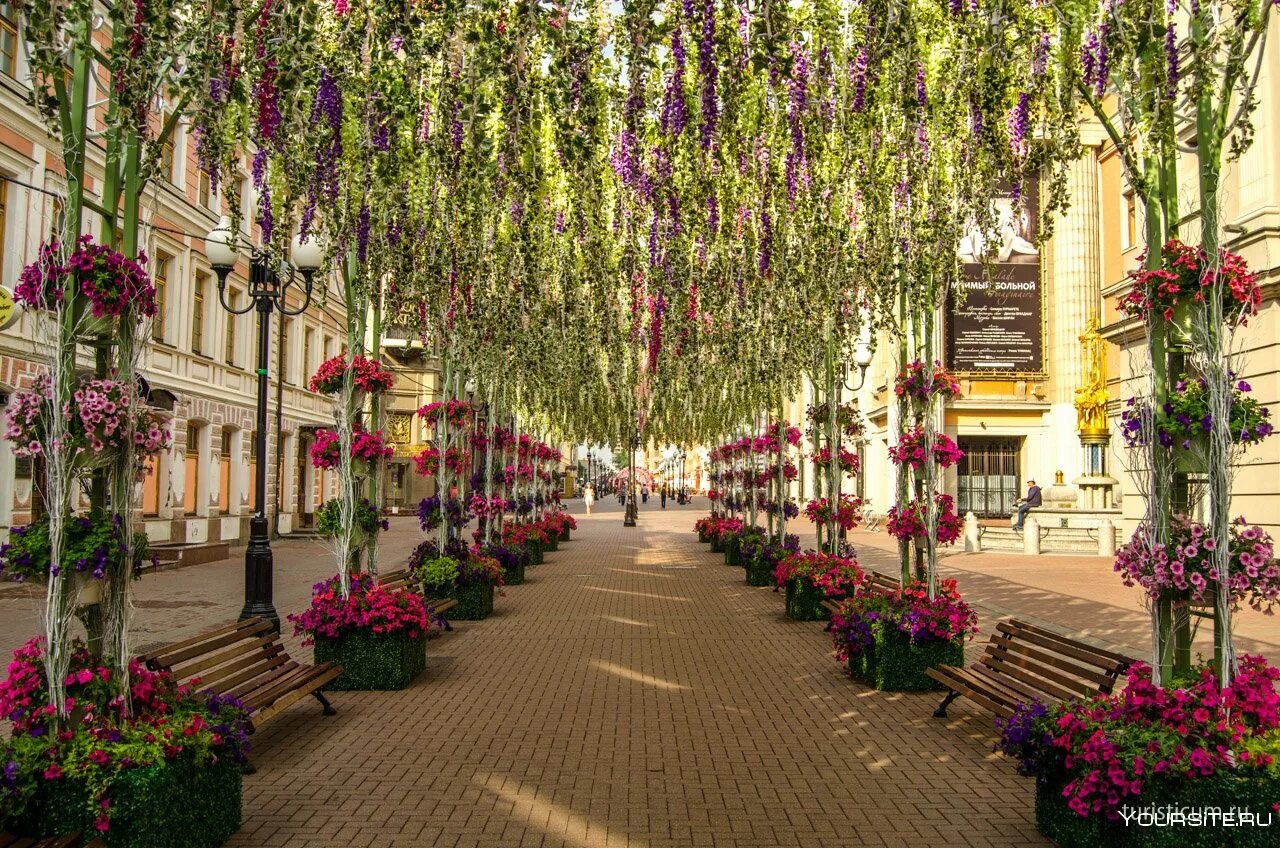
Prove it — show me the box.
[584,485,595,515]
[642,485,650,504]
[1013,480,1042,531]
[660,486,667,509]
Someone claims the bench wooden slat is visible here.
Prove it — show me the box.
[145,617,338,732]
[428,597,458,614]
[929,618,1136,721]
[995,621,1128,674]
[142,619,275,670]
[983,637,1114,691]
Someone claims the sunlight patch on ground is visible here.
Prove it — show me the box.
[608,567,673,578]
[599,614,654,627]
[590,659,689,691]
[476,772,646,848]
[583,586,691,602]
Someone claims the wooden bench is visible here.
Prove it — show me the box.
[378,568,459,630]
[925,619,1135,719]
[139,618,342,732]
[0,833,106,847]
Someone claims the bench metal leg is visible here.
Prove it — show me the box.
[313,690,337,716]
[241,758,257,776]
[933,691,960,718]
[442,619,454,631]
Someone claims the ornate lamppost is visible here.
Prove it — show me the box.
[204,216,322,629]
[623,433,640,527]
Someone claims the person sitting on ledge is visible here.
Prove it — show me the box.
[1012,479,1042,531]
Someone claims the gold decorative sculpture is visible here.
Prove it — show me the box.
[1074,314,1110,438]
[387,413,413,445]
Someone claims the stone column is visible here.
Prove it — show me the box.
[1048,149,1103,483]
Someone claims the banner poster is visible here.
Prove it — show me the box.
[946,183,1045,375]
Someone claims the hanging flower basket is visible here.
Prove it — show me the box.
[308,354,395,396]
[16,236,158,337]
[309,427,394,472]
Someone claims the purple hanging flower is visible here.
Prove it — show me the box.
[758,210,773,276]
[661,30,688,136]
[850,48,869,112]
[258,181,274,244]
[1008,92,1031,157]
[915,62,927,108]
[356,201,370,263]
[699,0,719,149]
[1033,32,1050,77]
[1165,22,1179,98]
[707,193,719,233]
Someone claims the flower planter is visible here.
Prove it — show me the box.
[698,530,710,543]
[849,626,963,691]
[313,629,426,690]
[546,535,560,552]
[445,581,495,620]
[724,536,740,566]
[785,578,830,621]
[527,540,544,565]
[1035,774,1279,848]
[745,550,774,587]
[560,525,571,542]
[15,753,241,848]
[502,557,526,585]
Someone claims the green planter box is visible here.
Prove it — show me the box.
[710,535,723,553]
[697,530,710,543]
[785,578,830,621]
[724,536,741,566]
[14,753,241,848]
[528,540,544,565]
[848,626,963,691]
[446,581,495,620]
[314,629,426,690]
[502,557,526,585]
[1035,774,1280,848]
[546,535,560,552]
[560,525,571,542]
[746,551,774,586]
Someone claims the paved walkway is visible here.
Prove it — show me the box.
[2,499,1277,845]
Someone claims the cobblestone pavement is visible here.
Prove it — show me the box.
[2,500,1276,846]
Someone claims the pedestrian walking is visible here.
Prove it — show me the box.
[641,485,649,504]
[660,486,667,509]
[584,485,595,515]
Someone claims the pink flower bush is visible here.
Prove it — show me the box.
[811,446,860,475]
[288,572,432,644]
[1114,514,1278,612]
[16,236,157,321]
[999,656,1280,821]
[308,354,395,395]
[775,551,865,597]
[894,360,960,404]
[418,399,476,428]
[1119,239,1262,325]
[309,426,394,470]
[803,495,863,531]
[830,578,978,662]
[4,374,170,466]
[886,493,962,544]
[887,426,964,470]
[413,445,468,476]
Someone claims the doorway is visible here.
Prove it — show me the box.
[957,437,1021,518]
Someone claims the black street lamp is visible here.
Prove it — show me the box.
[624,433,639,527]
[204,217,322,630]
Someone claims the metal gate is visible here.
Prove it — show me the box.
[957,438,1021,518]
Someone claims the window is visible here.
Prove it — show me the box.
[279,319,290,384]
[159,112,176,184]
[218,429,232,513]
[192,272,207,354]
[1122,188,1137,251]
[183,422,201,515]
[324,335,335,361]
[153,253,170,342]
[303,327,314,386]
[0,3,16,78]
[225,289,238,366]
[198,169,213,211]
[239,177,250,233]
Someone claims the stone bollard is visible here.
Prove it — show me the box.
[1023,517,1041,555]
[964,511,982,553]
[1098,519,1116,558]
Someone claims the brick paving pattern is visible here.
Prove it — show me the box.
[2,500,1277,846]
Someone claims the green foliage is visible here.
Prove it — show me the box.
[315,498,387,540]
[849,625,963,691]
[785,578,829,622]
[413,555,460,593]
[0,510,150,584]
[314,630,427,691]
[443,582,495,621]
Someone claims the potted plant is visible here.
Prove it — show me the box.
[1119,238,1262,342]
[15,235,158,337]
[886,493,963,547]
[5,374,170,472]
[308,354,395,396]
[411,549,503,620]
[830,579,977,691]
[997,656,1280,848]
[1119,377,1273,472]
[480,541,526,586]
[289,573,432,690]
[314,497,390,548]
[0,638,248,846]
[310,426,394,478]
[0,509,153,605]
[774,552,865,621]
[746,535,799,587]
[694,516,715,543]
[504,521,549,565]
